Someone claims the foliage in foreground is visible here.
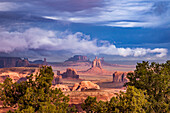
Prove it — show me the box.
[0,66,76,113]
[82,60,170,113]
[82,86,148,113]
[125,61,170,112]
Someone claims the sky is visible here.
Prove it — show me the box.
[0,0,170,64]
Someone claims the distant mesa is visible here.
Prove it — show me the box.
[0,57,49,68]
[30,58,48,65]
[62,55,91,66]
[16,58,30,67]
[58,68,79,79]
[0,57,23,68]
[65,55,90,62]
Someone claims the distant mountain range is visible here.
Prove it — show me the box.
[0,55,134,68]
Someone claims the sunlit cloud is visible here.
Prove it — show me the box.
[0,28,167,58]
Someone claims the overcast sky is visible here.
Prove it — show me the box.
[0,0,169,63]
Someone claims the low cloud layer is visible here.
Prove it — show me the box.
[0,28,167,58]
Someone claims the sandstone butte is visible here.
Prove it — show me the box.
[113,71,133,83]
[58,68,79,79]
[82,57,113,75]
[72,81,100,91]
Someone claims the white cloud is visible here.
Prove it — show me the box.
[149,48,168,57]
[0,2,19,11]
[42,0,170,27]
[0,28,168,57]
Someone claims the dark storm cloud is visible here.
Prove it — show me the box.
[0,0,170,27]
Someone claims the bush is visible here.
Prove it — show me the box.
[0,66,76,113]
[82,86,148,113]
[125,61,170,112]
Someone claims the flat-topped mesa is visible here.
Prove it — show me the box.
[92,56,102,69]
[65,55,90,62]
[0,57,40,68]
[0,57,21,68]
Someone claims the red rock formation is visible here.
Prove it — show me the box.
[43,58,48,65]
[61,68,79,79]
[0,67,38,83]
[84,57,112,75]
[92,56,102,68]
[52,75,62,84]
[0,73,20,83]
[0,57,21,68]
[0,57,40,68]
[57,70,61,75]
[113,71,129,83]
[16,58,30,67]
[72,81,100,91]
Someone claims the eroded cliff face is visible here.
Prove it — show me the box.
[52,75,62,84]
[72,81,100,91]
[113,71,129,83]
[0,57,40,68]
[0,57,21,68]
[84,57,112,75]
[59,68,79,79]
[92,57,102,69]
[0,67,63,85]
[0,67,39,83]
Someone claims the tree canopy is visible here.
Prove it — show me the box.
[125,61,170,112]
[0,66,76,113]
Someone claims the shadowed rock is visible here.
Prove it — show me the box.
[65,55,90,62]
[52,75,62,84]
[61,68,79,79]
[0,57,40,68]
[0,57,21,68]
[113,71,129,83]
